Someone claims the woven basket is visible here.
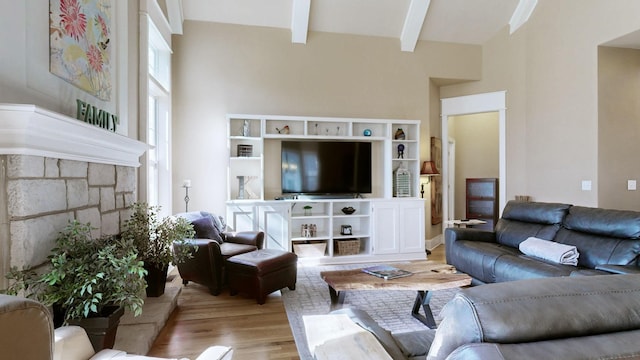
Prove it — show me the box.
[237,144,253,157]
[335,239,360,255]
[293,242,327,257]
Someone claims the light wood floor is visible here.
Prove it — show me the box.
[148,245,446,360]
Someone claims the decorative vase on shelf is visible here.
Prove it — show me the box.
[394,128,406,140]
[241,119,250,136]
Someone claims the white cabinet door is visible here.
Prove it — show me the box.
[256,203,290,251]
[399,200,425,253]
[371,201,400,254]
[226,203,255,232]
[372,200,425,255]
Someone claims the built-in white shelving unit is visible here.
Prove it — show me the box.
[226,114,425,264]
[227,114,421,201]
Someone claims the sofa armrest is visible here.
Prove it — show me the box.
[444,228,496,244]
[444,228,497,267]
[595,264,640,275]
[0,294,54,360]
[224,231,265,249]
[54,326,96,360]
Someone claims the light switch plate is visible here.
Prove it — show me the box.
[628,180,637,191]
[581,180,592,191]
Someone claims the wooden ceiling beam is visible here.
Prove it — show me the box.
[166,0,184,35]
[509,0,538,34]
[291,0,311,44]
[400,0,431,52]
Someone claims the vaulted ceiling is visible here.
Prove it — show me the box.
[179,0,538,51]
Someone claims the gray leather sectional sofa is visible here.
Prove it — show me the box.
[446,200,640,285]
[318,201,640,359]
[334,274,640,360]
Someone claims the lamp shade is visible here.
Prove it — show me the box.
[420,161,439,176]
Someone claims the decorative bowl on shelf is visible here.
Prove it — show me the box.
[341,207,356,215]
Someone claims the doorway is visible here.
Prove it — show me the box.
[440,91,506,228]
[447,113,500,219]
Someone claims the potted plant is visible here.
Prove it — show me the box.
[4,220,147,351]
[122,203,196,297]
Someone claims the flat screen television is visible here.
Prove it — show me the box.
[281,141,372,196]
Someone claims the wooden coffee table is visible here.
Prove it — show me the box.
[320,261,471,328]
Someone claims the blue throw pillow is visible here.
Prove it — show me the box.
[191,216,224,243]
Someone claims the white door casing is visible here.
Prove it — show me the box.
[440,91,507,230]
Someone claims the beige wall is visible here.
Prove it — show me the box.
[448,113,500,219]
[598,46,640,210]
[171,21,482,222]
[0,0,139,137]
[441,0,640,207]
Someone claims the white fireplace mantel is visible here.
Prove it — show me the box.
[0,104,147,167]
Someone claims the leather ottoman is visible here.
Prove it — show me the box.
[226,249,298,304]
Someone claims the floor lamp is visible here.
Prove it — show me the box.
[183,180,191,212]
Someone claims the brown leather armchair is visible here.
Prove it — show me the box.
[173,212,264,295]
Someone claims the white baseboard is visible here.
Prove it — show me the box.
[425,234,443,251]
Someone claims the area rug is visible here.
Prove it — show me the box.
[281,263,460,360]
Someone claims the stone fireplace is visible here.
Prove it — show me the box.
[0,104,147,288]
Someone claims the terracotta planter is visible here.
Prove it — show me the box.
[66,305,125,352]
[144,263,169,297]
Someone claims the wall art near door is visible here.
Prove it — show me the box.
[431,137,443,225]
[50,0,113,101]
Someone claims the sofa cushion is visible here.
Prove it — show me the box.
[447,240,521,284]
[219,242,258,258]
[191,215,224,243]
[493,254,575,282]
[494,220,562,248]
[501,201,571,224]
[555,206,640,268]
[564,206,640,238]
[554,228,640,268]
[494,200,570,248]
[392,330,435,358]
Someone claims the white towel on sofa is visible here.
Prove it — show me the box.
[519,237,579,266]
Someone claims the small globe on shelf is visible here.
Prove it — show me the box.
[341,207,356,215]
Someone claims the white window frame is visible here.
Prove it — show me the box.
[140,1,173,217]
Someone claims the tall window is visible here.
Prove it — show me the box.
[144,15,172,215]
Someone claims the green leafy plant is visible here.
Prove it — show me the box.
[4,220,147,323]
[122,202,196,269]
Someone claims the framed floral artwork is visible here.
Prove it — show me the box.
[50,0,113,100]
[431,137,443,225]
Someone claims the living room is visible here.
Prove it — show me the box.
[3,0,640,359]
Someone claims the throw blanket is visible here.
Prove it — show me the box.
[519,237,579,266]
